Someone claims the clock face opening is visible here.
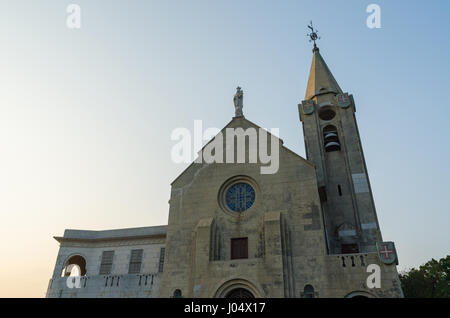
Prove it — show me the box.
[224,183,256,213]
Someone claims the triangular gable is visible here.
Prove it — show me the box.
[170,116,312,185]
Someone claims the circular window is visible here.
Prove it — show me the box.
[224,183,256,213]
[319,106,336,121]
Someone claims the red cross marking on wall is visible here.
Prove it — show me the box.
[379,244,394,259]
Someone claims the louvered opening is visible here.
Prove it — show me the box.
[128,249,143,274]
[323,125,341,152]
[99,250,114,275]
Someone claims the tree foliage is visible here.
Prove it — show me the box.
[399,255,450,298]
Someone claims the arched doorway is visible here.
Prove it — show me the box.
[214,279,262,298]
[303,284,315,298]
[345,291,375,298]
[61,255,87,277]
[225,288,255,298]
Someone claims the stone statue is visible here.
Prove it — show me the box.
[233,86,244,117]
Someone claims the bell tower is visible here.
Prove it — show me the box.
[299,25,382,255]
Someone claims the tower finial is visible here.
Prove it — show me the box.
[233,86,244,117]
[307,21,321,52]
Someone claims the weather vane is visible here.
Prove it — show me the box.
[307,21,321,49]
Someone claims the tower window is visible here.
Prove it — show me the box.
[318,106,336,121]
[323,125,341,152]
[231,238,248,260]
[338,185,342,196]
[158,247,165,272]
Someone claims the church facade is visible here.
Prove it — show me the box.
[46,45,403,298]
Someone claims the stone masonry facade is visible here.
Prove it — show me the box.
[46,46,403,298]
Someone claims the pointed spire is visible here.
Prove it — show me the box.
[305,48,342,100]
[304,23,342,100]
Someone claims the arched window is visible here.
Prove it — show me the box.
[173,289,182,298]
[303,285,315,298]
[323,125,341,152]
[61,255,87,277]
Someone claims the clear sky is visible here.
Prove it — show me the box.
[0,0,449,297]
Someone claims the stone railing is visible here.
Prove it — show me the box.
[46,273,162,298]
[333,253,370,268]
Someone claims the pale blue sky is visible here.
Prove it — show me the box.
[0,0,449,296]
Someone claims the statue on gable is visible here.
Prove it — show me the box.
[233,86,244,117]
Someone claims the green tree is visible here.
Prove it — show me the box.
[399,255,450,298]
